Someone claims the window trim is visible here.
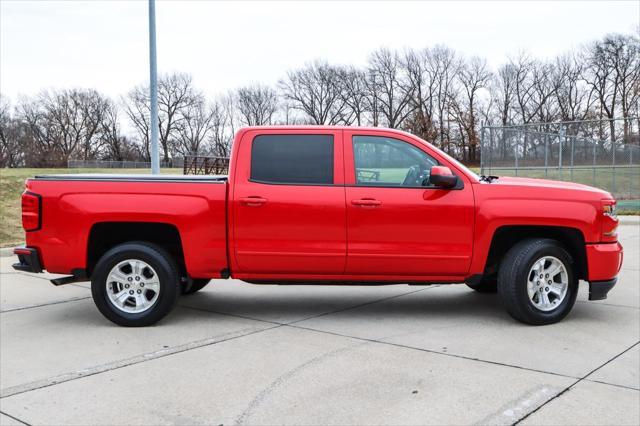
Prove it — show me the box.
[249,133,336,186]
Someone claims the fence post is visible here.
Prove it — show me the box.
[489,127,494,173]
[544,133,548,178]
[612,126,616,195]
[558,125,565,180]
[593,138,597,186]
[514,140,519,177]
[570,135,574,182]
[480,126,485,175]
[630,144,633,199]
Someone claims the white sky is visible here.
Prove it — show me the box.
[1,0,638,101]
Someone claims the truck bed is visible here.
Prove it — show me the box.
[25,174,229,278]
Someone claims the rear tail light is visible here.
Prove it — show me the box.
[601,199,618,242]
[21,191,42,231]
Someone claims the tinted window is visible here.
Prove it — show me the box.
[251,135,334,184]
[353,136,439,187]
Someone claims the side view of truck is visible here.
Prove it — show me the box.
[13,126,623,326]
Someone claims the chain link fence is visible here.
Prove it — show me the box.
[480,118,640,204]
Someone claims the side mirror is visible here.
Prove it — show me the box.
[429,166,458,189]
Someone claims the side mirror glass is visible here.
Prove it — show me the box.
[429,166,458,189]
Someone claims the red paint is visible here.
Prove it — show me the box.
[20,126,622,286]
[586,243,623,281]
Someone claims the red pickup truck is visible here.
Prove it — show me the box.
[13,127,623,326]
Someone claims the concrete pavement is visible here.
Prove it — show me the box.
[0,222,638,425]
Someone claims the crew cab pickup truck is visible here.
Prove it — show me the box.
[13,126,623,326]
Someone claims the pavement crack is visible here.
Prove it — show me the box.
[286,286,436,325]
[575,300,639,310]
[233,341,367,425]
[0,324,282,399]
[179,286,434,327]
[0,410,31,426]
[476,385,563,425]
[514,341,640,424]
[286,323,581,382]
[583,378,640,392]
[178,304,285,326]
[0,297,91,313]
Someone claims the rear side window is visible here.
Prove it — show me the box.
[250,134,334,184]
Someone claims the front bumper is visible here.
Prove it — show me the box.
[586,242,623,301]
[586,242,623,281]
[12,247,43,273]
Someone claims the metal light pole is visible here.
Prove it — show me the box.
[148,0,160,174]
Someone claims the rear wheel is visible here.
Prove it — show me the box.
[91,242,180,327]
[181,278,211,295]
[498,238,578,325]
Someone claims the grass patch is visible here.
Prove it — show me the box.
[484,166,639,201]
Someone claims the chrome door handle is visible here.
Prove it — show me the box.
[351,198,382,207]
[239,196,267,206]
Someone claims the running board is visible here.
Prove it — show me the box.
[51,269,87,286]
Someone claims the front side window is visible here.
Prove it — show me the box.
[353,136,439,187]
[251,134,334,184]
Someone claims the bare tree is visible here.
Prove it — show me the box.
[280,61,348,125]
[367,48,415,129]
[100,100,125,161]
[337,66,369,126]
[125,72,198,161]
[510,54,558,124]
[17,89,109,166]
[100,100,142,161]
[454,57,492,162]
[235,85,278,126]
[426,46,461,153]
[0,96,24,167]
[208,97,235,158]
[581,35,640,143]
[175,95,215,156]
[553,54,596,122]
[403,48,438,142]
[2,32,637,168]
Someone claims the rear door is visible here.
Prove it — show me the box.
[344,129,474,276]
[231,129,346,275]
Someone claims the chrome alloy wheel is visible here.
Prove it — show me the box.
[105,259,160,314]
[527,256,569,312]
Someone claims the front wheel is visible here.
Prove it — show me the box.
[91,242,181,326]
[498,238,578,325]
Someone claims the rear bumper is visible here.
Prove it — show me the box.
[586,242,623,282]
[12,247,43,273]
[588,278,617,301]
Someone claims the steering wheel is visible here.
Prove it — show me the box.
[402,165,422,186]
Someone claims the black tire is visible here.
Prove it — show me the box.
[466,276,497,293]
[91,242,181,327]
[498,238,578,325]
[181,278,211,295]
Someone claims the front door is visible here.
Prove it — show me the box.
[232,129,346,275]
[344,130,474,277]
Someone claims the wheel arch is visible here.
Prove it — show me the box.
[484,225,588,280]
[86,222,186,278]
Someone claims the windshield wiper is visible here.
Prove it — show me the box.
[480,175,499,183]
